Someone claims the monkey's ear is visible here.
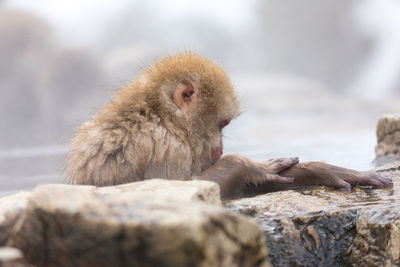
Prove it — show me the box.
[173,80,198,110]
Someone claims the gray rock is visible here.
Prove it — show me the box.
[0,192,31,245]
[0,247,29,267]
[7,180,269,267]
[226,163,400,266]
[375,114,400,166]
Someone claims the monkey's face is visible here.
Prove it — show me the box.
[152,53,240,172]
[172,78,238,172]
[197,119,230,172]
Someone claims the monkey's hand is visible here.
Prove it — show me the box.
[256,157,300,184]
[196,155,298,198]
[278,161,393,190]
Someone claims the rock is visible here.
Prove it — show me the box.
[96,178,221,205]
[0,247,28,267]
[0,179,218,246]
[225,163,400,266]
[375,114,400,166]
[7,180,269,267]
[0,192,31,245]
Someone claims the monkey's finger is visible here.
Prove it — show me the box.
[332,179,351,191]
[262,174,295,184]
[354,172,392,188]
[368,179,385,188]
[264,157,298,164]
[369,173,393,188]
[361,175,386,188]
[263,157,299,173]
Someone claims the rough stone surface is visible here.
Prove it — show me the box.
[375,114,400,166]
[0,247,28,267]
[97,178,222,205]
[226,163,400,267]
[7,180,269,267]
[0,192,31,245]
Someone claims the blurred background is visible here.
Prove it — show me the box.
[1,0,400,196]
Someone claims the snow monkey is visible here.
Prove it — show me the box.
[66,53,392,198]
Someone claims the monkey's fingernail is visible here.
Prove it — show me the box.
[383,178,393,187]
[338,186,351,191]
[286,177,295,181]
[290,157,299,161]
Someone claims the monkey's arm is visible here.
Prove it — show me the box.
[196,156,393,199]
[277,161,393,190]
[195,154,299,198]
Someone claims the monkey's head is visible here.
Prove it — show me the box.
[141,53,240,171]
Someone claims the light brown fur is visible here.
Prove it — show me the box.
[66,53,239,185]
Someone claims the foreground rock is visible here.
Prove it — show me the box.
[7,179,269,267]
[0,192,31,245]
[95,178,221,205]
[226,163,400,266]
[0,247,28,267]
[375,114,400,166]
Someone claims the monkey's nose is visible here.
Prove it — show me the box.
[211,147,223,164]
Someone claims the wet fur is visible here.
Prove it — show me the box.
[66,53,239,185]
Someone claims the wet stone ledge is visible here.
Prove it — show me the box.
[5,180,269,267]
[225,162,400,267]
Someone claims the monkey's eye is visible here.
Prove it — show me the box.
[220,119,230,130]
[183,90,194,99]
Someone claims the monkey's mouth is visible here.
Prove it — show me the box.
[200,149,223,172]
[211,148,223,164]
